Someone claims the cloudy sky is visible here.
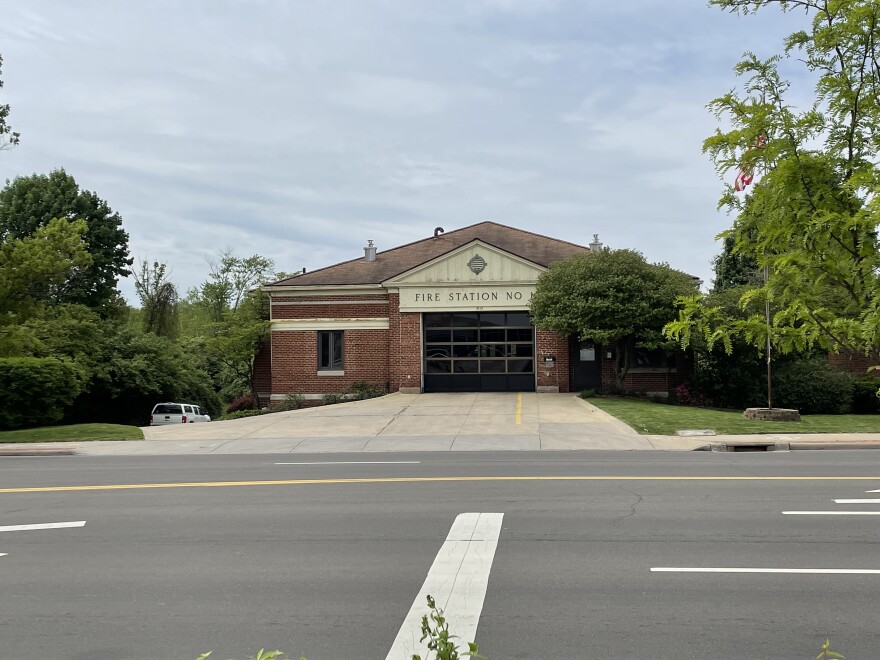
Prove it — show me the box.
[0,1,811,302]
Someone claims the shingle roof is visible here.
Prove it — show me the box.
[268,221,591,288]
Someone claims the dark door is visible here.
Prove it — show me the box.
[570,340,601,391]
[423,312,536,392]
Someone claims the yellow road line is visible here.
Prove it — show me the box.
[515,392,522,425]
[1,475,879,494]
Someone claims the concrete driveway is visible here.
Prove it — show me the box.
[125,392,667,454]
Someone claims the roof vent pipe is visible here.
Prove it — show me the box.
[364,239,377,262]
[589,234,603,252]
[433,226,444,238]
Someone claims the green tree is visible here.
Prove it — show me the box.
[0,54,19,150]
[668,1,880,357]
[133,259,179,338]
[0,170,132,310]
[201,294,270,406]
[0,218,92,323]
[530,249,698,389]
[199,251,275,322]
[711,235,761,293]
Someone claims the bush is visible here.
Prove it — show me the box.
[0,357,82,430]
[348,380,385,400]
[322,392,347,406]
[217,409,267,421]
[773,357,854,414]
[276,393,306,411]
[852,376,880,414]
[673,382,712,408]
[579,388,598,399]
[226,394,256,414]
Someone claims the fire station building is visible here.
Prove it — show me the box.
[255,222,690,405]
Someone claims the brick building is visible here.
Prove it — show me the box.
[255,222,691,405]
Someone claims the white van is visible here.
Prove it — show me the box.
[150,402,211,425]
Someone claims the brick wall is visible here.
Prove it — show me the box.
[252,340,272,406]
[829,350,879,376]
[270,329,390,395]
[272,297,389,319]
[387,293,422,391]
[536,330,570,392]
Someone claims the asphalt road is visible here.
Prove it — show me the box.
[1,451,879,659]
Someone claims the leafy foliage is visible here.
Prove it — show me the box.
[669,1,880,359]
[852,376,880,414]
[0,54,19,150]
[530,249,697,388]
[0,170,131,310]
[0,357,81,430]
[226,394,257,414]
[772,356,854,414]
[133,259,179,338]
[413,595,485,660]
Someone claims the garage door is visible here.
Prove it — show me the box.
[423,312,535,392]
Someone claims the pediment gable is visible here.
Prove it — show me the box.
[384,240,546,286]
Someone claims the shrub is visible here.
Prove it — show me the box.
[348,380,386,400]
[322,392,347,406]
[852,376,880,414]
[217,409,266,421]
[226,394,256,414]
[0,357,82,430]
[773,357,854,414]
[673,382,712,408]
[579,388,598,399]
[276,393,306,411]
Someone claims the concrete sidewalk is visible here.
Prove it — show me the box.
[3,392,880,455]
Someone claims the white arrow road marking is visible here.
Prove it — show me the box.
[273,461,421,465]
[782,511,880,515]
[835,499,880,504]
[652,567,880,574]
[0,521,86,533]
[385,512,503,660]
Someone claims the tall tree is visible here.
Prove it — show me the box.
[0,170,132,310]
[0,54,19,150]
[668,0,880,357]
[530,249,698,389]
[132,259,179,338]
[198,251,275,322]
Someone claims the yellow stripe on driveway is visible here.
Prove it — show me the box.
[515,392,522,425]
[1,475,880,494]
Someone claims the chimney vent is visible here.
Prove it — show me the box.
[589,234,603,252]
[364,240,377,262]
[433,227,444,238]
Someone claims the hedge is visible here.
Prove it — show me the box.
[0,357,82,430]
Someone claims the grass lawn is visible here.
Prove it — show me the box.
[0,424,144,443]
[588,397,880,436]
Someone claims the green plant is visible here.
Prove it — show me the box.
[277,393,306,411]
[773,357,854,414]
[322,392,347,406]
[348,380,386,400]
[412,595,485,660]
[816,638,844,659]
[217,409,266,421]
[0,357,82,430]
[852,376,880,414]
[579,388,597,399]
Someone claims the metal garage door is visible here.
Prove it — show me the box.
[422,312,535,392]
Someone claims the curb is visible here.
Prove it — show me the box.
[0,447,77,456]
[710,441,880,452]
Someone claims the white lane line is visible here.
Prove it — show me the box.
[652,567,880,574]
[274,461,421,465]
[0,553,6,557]
[0,521,86,533]
[835,499,880,504]
[782,511,880,515]
[385,512,503,660]
[866,489,880,493]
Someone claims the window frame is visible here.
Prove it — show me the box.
[318,330,345,372]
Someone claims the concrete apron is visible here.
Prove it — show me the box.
[99,392,666,455]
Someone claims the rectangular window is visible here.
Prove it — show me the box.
[318,330,344,370]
